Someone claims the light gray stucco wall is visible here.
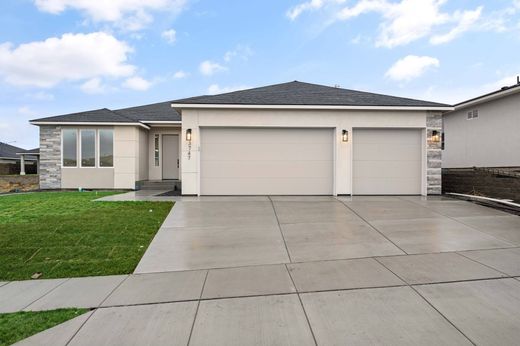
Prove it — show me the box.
[426,112,442,194]
[443,92,520,168]
[39,125,61,189]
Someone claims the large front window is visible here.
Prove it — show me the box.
[62,129,77,167]
[81,130,96,167]
[99,129,114,167]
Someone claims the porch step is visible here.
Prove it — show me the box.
[138,180,181,191]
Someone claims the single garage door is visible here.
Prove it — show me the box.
[200,127,334,195]
[353,128,422,195]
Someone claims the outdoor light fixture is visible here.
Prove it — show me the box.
[342,129,349,142]
[430,130,440,143]
[186,129,192,142]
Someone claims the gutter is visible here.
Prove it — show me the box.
[29,121,151,130]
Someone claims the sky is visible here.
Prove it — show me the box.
[1,0,519,149]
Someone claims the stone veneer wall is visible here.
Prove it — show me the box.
[39,126,61,189]
[427,112,442,195]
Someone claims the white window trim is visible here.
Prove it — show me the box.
[61,129,78,168]
[98,129,114,168]
[79,129,97,168]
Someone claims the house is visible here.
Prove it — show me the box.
[443,79,520,168]
[30,81,452,195]
[0,142,38,175]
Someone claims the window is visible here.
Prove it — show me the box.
[154,134,160,166]
[81,130,96,167]
[99,129,114,167]
[62,129,77,167]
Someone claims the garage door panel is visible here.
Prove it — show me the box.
[353,129,422,195]
[353,178,422,195]
[203,160,332,178]
[354,129,422,144]
[201,177,332,195]
[202,142,331,161]
[202,128,332,144]
[200,128,333,195]
[354,143,421,161]
[354,160,422,178]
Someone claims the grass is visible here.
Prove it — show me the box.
[0,308,87,346]
[0,191,173,281]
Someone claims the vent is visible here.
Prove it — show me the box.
[467,109,479,120]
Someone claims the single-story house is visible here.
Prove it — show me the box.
[30,81,452,196]
[0,142,38,175]
[443,78,520,168]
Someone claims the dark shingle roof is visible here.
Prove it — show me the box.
[32,108,137,123]
[0,142,37,160]
[173,81,449,107]
[114,102,181,122]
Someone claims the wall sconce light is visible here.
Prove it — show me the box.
[430,130,440,143]
[186,129,192,142]
[342,130,349,142]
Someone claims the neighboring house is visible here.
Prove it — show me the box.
[0,142,38,175]
[30,81,452,195]
[443,79,520,168]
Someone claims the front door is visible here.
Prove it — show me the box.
[162,135,179,180]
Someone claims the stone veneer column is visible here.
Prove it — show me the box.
[39,126,62,189]
[426,112,442,195]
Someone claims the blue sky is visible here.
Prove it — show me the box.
[1,0,519,148]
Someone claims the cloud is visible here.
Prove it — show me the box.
[161,29,176,44]
[0,32,135,88]
[207,84,250,95]
[173,70,189,79]
[288,0,489,48]
[430,7,482,45]
[223,45,253,62]
[385,55,439,82]
[122,76,152,90]
[34,0,187,31]
[80,77,107,94]
[287,0,327,21]
[199,60,227,76]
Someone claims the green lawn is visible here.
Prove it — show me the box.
[0,192,173,281]
[0,308,87,346]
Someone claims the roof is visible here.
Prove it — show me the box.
[0,142,37,160]
[114,102,181,122]
[172,81,450,108]
[31,108,137,124]
[17,148,40,155]
[30,102,181,126]
[453,81,520,110]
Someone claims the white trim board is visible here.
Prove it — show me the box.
[30,121,150,130]
[171,103,454,111]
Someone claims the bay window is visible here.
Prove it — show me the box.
[62,129,77,167]
[81,130,96,167]
[99,129,114,167]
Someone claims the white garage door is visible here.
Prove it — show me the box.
[200,128,333,195]
[353,128,422,195]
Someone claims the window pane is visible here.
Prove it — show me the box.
[154,135,160,166]
[99,130,113,167]
[81,130,96,167]
[63,130,77,167]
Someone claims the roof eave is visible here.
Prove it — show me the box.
[452,84,520,111]
[29,121,150,130]
[171,103,453,111]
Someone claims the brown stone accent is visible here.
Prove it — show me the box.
[0,175,39,193]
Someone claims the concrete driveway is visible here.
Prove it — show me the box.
[14,195,520,345]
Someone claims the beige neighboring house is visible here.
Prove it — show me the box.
[29,81,452,196]
[443,79,520,168]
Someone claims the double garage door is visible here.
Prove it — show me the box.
[200,127,422,195]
